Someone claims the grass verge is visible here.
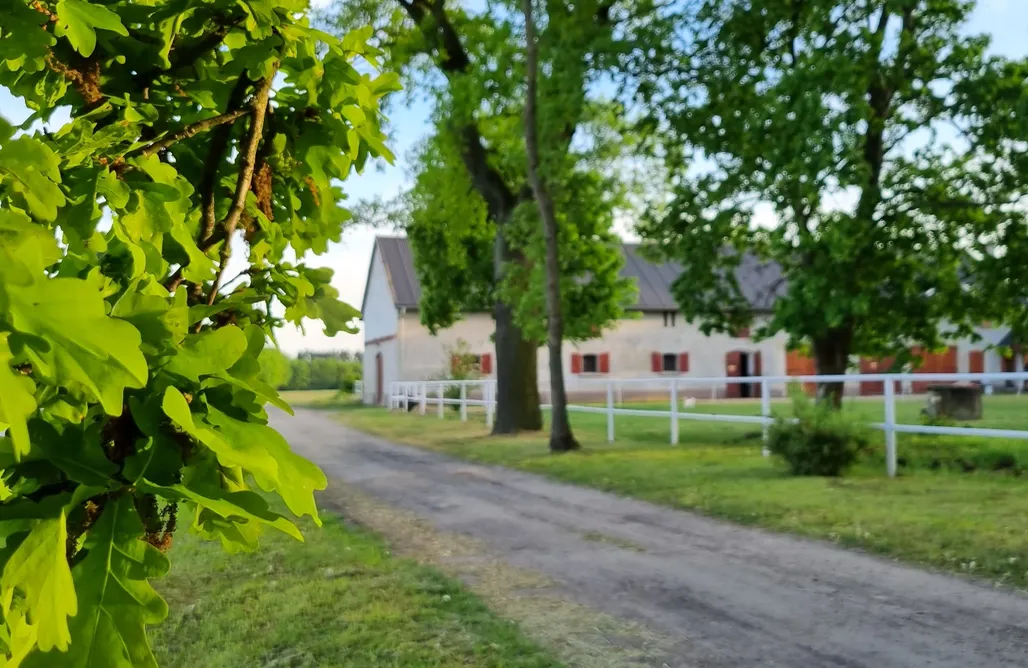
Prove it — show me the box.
[151,512,560,667]
[310,392,1028,590]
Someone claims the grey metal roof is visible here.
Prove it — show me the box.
[374,236,421,309]
[368,236,784,313]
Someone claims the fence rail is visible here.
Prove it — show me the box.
[387,372,1028,477]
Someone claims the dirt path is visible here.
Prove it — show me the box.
[274,408,1028,668]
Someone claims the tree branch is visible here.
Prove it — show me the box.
[165,76,251,294]
[137,109,251,157]
[206,68,278,306]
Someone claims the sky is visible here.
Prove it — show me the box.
[1,0,1024,355]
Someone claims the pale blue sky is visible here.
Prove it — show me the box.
[1,0,1024,353]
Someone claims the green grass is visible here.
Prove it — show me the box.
[151,513,560,667]
[322,395,1028,589]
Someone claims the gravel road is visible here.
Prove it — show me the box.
[274,408,1028,668]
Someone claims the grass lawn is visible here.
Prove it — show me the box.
[151,512,559,667]
[303,391,1028,589]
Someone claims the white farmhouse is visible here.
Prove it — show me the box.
[360,236,1023,405]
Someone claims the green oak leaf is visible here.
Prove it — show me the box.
[0,334,36,460]
[0,210,61,268]
[204,407,326,523]
[0,264,148,416]
[161,387,325,521]
[161,387,279,485]
[1,512,77,652]
[24,496,169,668]
[139,480,302,542]
[164,326,248,382]
[54,0,129,57]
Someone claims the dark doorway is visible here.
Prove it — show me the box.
[738,352,753,398]
[375,353,383,405]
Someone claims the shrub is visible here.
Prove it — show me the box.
[767,395,871,476]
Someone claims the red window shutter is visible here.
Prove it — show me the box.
[651,352,661,373]
[735,327,750,338]
[599,353,610,374]
[482,353,492,374]
[571,353,582,374]
[678,352,689,373]
[969,350,985,374]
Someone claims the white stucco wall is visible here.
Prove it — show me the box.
[548,313,790,397]
[389,310,793,397]
[362,249,398,342]
[363,338,398,405]
[398,313,496,381]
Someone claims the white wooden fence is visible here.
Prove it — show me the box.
[388,372,1028,477]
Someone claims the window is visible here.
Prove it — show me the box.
[571,352,610,374]
[662,311,677,327]
[651,352,690,374]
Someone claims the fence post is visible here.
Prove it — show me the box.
[670,379,679,445]
[419,382,427,415]
[438,384,445,419]
[485,382,494,429]
[884,379,897,478]
[460,382,468,422]
[606,381,615,443]
[402,383,409,412]
[761,379,771,457]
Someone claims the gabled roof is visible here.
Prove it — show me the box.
[364,236,784,313]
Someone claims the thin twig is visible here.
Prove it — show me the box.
[138,109,251,156]
[206,68,278,306]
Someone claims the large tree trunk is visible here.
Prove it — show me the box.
[522,0,579,452]
[492,226,543,434]
[812,328,853,409]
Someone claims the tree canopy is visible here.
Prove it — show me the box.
[330,0,639,431]
[0,0,394,663]
[635,0,1018,400]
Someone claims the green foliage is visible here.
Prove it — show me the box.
[283,352,361,391]
[258,347,292,390]
[767,396,871,477]
[441,339,481,412]
[635,0,1011,372]
[0,0,395,664]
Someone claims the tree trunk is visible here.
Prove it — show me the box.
[522,0,579,452]
[492,227,543,434]
[812,329,853,409]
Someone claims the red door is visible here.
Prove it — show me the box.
[786,350,817,396]
[375,353,383,405]
[859,357,899,396]
[752,351,763,398]
[911,346,957,393]
[969,350,985,374]
[725,351,742,398]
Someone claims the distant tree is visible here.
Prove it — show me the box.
[952,56,1028,345]
[288,358,313,390]
[637,0,1008,405]
[522,0,579,452]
